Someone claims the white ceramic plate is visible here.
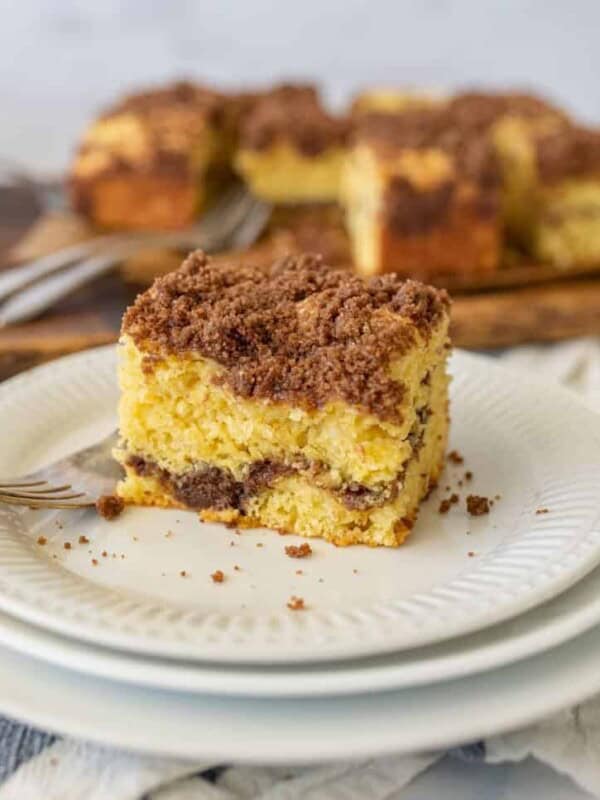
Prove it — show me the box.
[0,345,599,663]
[2,616,600,763]
[2,557,600,697]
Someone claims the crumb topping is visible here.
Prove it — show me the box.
[211,569,225,583]
[96,494,125,520]
[287,595,306,610]
[535,126,600,182]
[466,494,490,516]
[37,536,47,546]
[354,106,500,186]
[284,543,313,558]
[448,450,464,465]
[73,81,228,182]
[123,250,449,422]
[240,83,348,154]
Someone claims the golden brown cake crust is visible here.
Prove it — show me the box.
[122,250,449,421]
[239,83,349,155]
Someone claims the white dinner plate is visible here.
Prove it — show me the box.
[2,556,600,697]
[0,345,599,663]
[2,616,600,763]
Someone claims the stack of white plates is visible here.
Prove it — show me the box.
[1,346,600,764]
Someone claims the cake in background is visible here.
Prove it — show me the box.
[69,79,600,281]
[69,81,236,230]
[530,126,600,268]
[341,106,502,280]
[116,250,450,547]
[233,84,349,203]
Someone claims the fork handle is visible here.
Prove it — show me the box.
[0,250,123,326]
[0,234,130,302]
[0,230,223,326]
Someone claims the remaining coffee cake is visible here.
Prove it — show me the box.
[341,107,502,279]
[234,84,349,203]
[446,92,568,246]
[70,81,234,230]
[116,250,451,547]
[530,126,600,268]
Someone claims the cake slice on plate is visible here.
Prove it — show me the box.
[116,251,451,547]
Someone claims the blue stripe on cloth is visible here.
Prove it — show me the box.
[0,718,56,784]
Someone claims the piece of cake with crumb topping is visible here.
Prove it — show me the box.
[70,81,235,230]
[341,107,502,280]
[116,250,451,548]
[234,84,349,203]
[530,126,600,268]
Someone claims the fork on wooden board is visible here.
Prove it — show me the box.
[0,170,271,326]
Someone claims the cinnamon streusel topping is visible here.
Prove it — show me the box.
[122,251,449,421]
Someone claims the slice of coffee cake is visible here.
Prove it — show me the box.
[234,84,349,203]
[116,251,450,547]
[531,126,600,268]
[70,81,234,230]
[341,108,502,280]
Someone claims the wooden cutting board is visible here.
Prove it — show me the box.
[1,186,600,380]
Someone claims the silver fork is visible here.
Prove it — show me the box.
[0,182,271,326]
[0,431,120,509]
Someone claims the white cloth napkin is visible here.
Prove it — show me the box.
[2,338,600,800]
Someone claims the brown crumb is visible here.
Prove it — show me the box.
[536,507,550,515]
[285,543,313,559]
[465,471,473,481]
[234,565,241,571]
[102,550,108,558]
[353,568,359,575]
[495,494,501,500]
[466,495,490,516]
[165,530,173,539]
[448,450,464,465]
[96,494,124,520]
[78,535,89,545]
[63,542,71,550]
[287,595,306,611]
[256,543,264,548]
[229,541,236,547]
[295,569,304,575]
[180,570,187,577]
[37,536,47,546]
[133,536,139,542]
[468,551,476,557]
[438,499,452,514]
[91,558,98,566]
[211,570,225,583]
[450,493,459,504]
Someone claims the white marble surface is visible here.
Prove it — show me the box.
[2,0,600,174]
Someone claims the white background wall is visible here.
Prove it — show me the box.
[2,0,599,174]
